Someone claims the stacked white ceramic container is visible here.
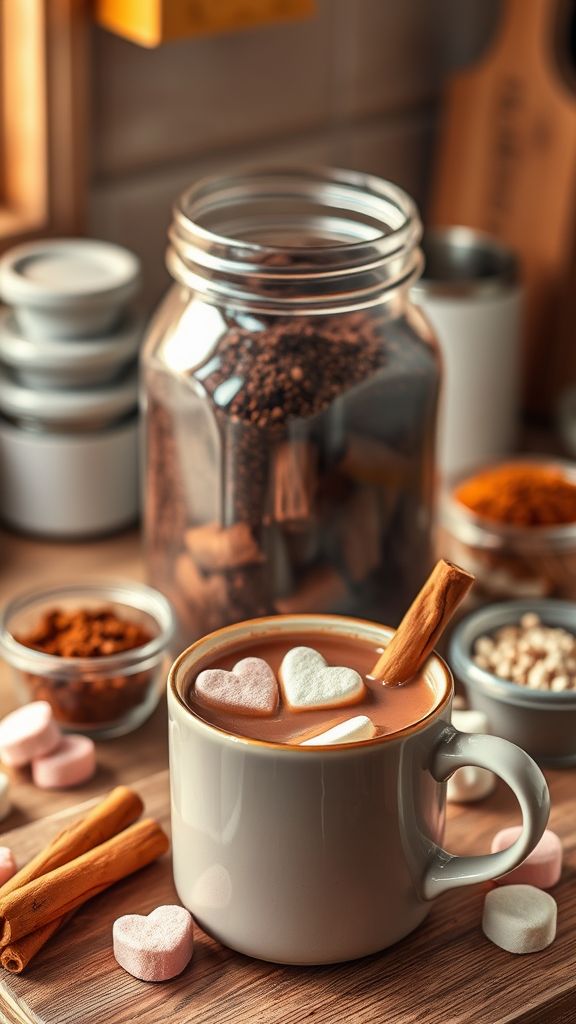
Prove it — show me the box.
[0,239,142,537]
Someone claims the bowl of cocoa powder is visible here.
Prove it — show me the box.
[0,582,174,737]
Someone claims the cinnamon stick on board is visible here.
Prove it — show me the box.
[0,817,168,946]
[0,786,143,973]
[370,559,475,685]
[1,916,68,974]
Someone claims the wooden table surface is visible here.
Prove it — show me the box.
[0,527,575,1023]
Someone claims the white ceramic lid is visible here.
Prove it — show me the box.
[0,309,143,371]
[0,366,138,430]
[0,239,141,308]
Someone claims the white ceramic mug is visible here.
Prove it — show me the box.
[168,614,550,965]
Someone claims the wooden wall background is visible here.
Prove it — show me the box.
[88,0,502,306]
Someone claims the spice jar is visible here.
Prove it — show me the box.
[142,168,440,645]
[441,458,576,603]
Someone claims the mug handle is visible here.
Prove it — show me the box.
[422,726,550,900]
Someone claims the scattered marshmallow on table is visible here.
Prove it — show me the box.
[113,905,194,982]
[280,647,365,711]
[492,827,562,890]
[447,765,496,803]
[32,734,96,789]
[301,715,376,746]
[482,885,557,954]
[0,847,16,886]
[195,657,279,717]
[452,708,489,734]
[448,706,495,803]
[0,701,61,767]
[0,772,11,821]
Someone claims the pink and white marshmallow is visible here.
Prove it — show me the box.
[0,772,11,821]
[280,647,365,711]
[482,885,557,954]
[195,657,279,717]
[31,734,96,789]
[301,715,376,746]
[113,905,194,982]
[0,701,61,767]
[492,827,562,890]
[0,847,17,887]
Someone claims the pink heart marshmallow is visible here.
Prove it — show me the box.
[195,657,279,716]
[113,905,194,982]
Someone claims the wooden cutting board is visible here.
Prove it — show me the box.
[0,768,575,1024]
[431,0,576,413]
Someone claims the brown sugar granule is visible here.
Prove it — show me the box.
[17,608,155,726]
[456,463,576,527]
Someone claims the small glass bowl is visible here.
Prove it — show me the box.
[449,598,576,766]
[0,581,174,738]
[440,457,576,605]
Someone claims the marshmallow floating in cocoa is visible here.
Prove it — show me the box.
[195,657,279,717]
[491,827,562,890]
[482,885,557,954]
[0,701,61,767]
[300,715,376,746]
[113,905,194,982]
[280,646,365,711]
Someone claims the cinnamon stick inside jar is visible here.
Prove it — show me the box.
[0,818,168,946]
[370,559,475,685]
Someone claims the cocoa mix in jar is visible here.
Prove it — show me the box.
[142,169,440,647]
[144,306,438,647]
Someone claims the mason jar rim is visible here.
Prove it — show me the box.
[166,167,424,313]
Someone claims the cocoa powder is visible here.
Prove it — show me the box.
[17,608,155,726]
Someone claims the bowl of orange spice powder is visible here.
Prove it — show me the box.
[0,582,174,737]
[440,458,576,604]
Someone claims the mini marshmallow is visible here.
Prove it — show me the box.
[449,707,495,803]
[31,734,96,789]
[195,658,279,717]
[279,647,365,711]
[447,766,495,803]
[482,885,557,954]
[452,708,489,734]
[0,772,10,821]
[0,701,61,767]
[492,827,562,890]
[113,905,194,982]
[0,847,16,887]
[301,715,376,746]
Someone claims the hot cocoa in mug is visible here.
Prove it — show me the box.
[168,614,549,964]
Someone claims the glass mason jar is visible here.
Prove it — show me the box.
[142,168,440,649]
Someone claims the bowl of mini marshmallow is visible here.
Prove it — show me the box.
[449,598,576,766]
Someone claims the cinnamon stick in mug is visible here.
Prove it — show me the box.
[370,559,474,685]
[0,818,168,946]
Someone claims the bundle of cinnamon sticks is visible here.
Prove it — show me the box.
[0,786,168,973]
